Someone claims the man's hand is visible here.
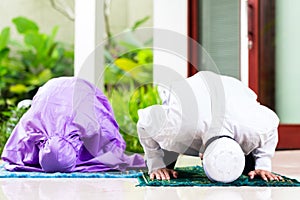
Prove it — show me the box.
[248,169,283,181]
[150,168,178,180]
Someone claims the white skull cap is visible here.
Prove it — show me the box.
[202,137,245,183]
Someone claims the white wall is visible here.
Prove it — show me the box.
[152,0,248,84]
[0,0,153,85]
[73,0,153,85]
[153,0,188,80]
[276,0,300,123]
[109,0,153,34]
[0,0,74,43]
[74,0,104,86]
[0,0,153,44]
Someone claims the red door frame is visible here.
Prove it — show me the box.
[248,0,259,94]
[187,0,300,149]
[248,0,300,149]
[187,0,199,76]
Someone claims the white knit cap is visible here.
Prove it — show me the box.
[202,137,245,183]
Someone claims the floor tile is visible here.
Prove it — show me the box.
[0,150,299,200]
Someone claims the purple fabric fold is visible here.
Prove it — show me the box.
[1,77,145,172]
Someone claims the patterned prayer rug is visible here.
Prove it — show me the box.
[137,166,300,187]
[0,164,143,178]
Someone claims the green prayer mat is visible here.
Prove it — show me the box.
[137,166,300,187]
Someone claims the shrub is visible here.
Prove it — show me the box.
[0,17,74,154]
[0,17,74,123]
[104,17,159,153]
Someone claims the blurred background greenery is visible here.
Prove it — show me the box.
[0,2,157,154]
[103,13,160,153]
[0,17,74,154]
[0,17,74,117]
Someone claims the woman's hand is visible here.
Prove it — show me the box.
[248,169,283,181]
[150,168,178,180]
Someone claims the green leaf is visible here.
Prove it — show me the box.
[0,48,10,62]
[45,26,59,53]
[136,49,153,64]
[131,16,150,31]
[128,84,162,123]
[9,84,28,94]
[114,58,153,83]
[27,76,40,86]
[12,17,39,34]
[114,57,152,83]
[0,27,10,51]
[49,26,59,45]
[114,58,139,72]
[24,31,44,51]
[27,69,52,86]
[38,69,52,83]
[0,66,8,76]
[104,65,129,85]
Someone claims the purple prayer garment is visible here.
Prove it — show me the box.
[1,77,145,172]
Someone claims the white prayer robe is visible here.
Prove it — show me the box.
[137,71,279,173]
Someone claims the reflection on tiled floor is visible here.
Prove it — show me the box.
[272,150,300,181]
[0,150,299,200]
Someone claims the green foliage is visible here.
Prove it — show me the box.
[0,106,29,154]
[0,27,10,51]
[129,84,162,123]
[12,17,39,34]
[104,16,159,153]
[131,16,150,31]
[109,84,161,153]
[0,16,74,153]
[0,123,9,155]
[0,16,74,123]
[104,16,153,87]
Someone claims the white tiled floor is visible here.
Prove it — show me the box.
[0,150,299,200]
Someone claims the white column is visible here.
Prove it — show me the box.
[153,0,187,79]
[276,0,300,123]
[74,0,104,88]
